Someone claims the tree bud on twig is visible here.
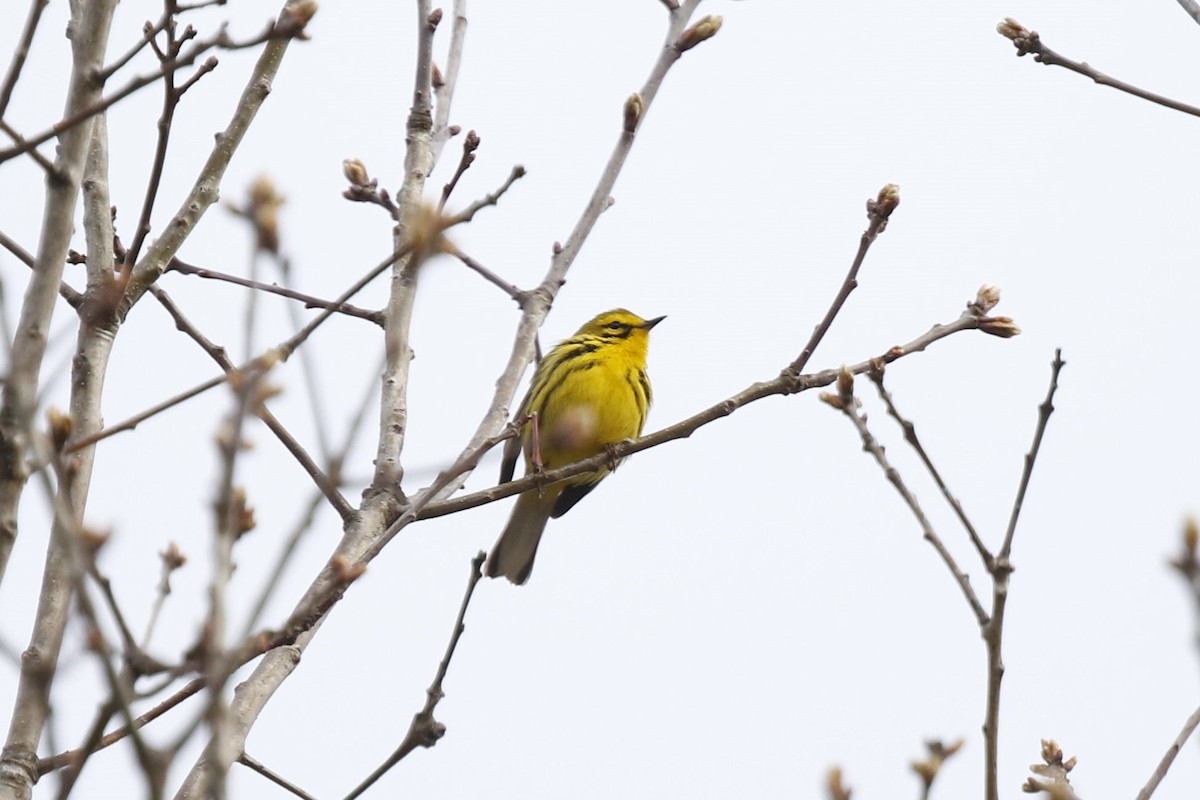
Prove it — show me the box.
[867,183,900,223]
[161,541,188,571]
[996,17,1031,41]
[826,767,851,800]
[464,129,480,153]
[1186,517,1199,558]
[1023,739,1077,798]
[979,316,1021,338]
[342,158,371,188]
[677,15,723,52]
[427,7,443,31]
[432,62,444,89]
[910,739,964,791]
[623,93,643,133]
[836,366,855,404]
[975,284,1001,314]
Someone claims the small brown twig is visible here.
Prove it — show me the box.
[981,349,1064,800]
[240,359,380,639]
[0,0,49,120]
[441,164,527,226]
[910,738,964,800]
[238,753,319,800]
[64,374,227,453]
[1134,703,1200,800]
[38,678,206,775]
[823,370,989,626]
[0,230,83,307]
[429,0,467,163]
[446,246,525,303]
[437,129,480,212]
[342,552,486,800]
[787,184,900,375]
[869,367,993,570]
[0,120,56,174]
[123,12,220,272]
[997,18,1200,118]
[143,542,187,649]
[148,284,354,521]
[0,15,312,165]
[168,258,382,324]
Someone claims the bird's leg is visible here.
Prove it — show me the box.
[603,442,622,472]
[528,411,543,473]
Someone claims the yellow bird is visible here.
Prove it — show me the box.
[486,309,665,585]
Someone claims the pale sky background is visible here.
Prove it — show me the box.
[2,1,1200,798]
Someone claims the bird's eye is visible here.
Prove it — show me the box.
[607,321,623,331]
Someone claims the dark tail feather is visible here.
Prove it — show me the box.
[486,491,554,585]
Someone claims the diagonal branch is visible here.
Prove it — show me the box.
[998,19,1200,117]
[825,372,989,625]
[342,552,486,800]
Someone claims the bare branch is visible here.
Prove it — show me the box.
[982,349,1065,800]
[998,18,1200,117]
[0,0,49,119]
[343,552,486,800]
[869,367,993,570]
[824,371,989,626]
[1135,703,1200,800]
[447,246,525,303]
[167,258,382,325]
[430,0,468,164]
[788,183,899,375]
[238,753,318,800]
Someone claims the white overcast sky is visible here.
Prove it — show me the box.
[2,1,1200,798]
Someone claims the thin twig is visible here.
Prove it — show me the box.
[437,129,479,212]
[827,374,989,625]
[343,552,486,800]
[869,368,994,571]
[168,258,382,324]
[998,19,1200,117]
[430,0,467,164]
[788,184,899,374]
[0,230,83,307]
[1134,703,1200,800]
[122,19,220,272]
[238,753,319,800]
[0,14,313,165]
[0,0,49,119]
[148,285,354,521]
[442,164,526,226]
[64,374,227,453]
[0,120,56,173]
[240,360,380,639]
[981,348,1065,800]
[38,679,206,775]
[447,246,525,302]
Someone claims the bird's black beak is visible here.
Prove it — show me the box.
[641,315,666,330]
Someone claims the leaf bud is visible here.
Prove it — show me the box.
[677,15,722,52]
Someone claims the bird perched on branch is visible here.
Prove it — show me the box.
[486,309,664,585]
